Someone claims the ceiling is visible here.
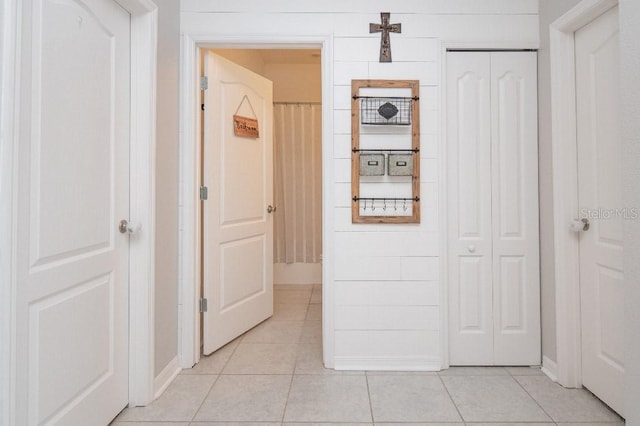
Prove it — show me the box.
[213,48,321,65]
[259,49,321,64]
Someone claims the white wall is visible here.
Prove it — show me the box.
[537,0,582,367]
[620,0,640,422]
[181,0,538,369]
[154,0,181,378]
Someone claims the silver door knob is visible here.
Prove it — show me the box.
[569,218,590,232]
[267,205,276,214]
[467,245,476,253]
[119,219,141,234]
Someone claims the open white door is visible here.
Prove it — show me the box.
[575,5,624,416]
[15,0,130,424]
[202,52,274,354]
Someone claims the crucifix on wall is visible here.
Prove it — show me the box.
[370,12,401,62]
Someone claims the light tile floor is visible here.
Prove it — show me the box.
[113,284,624,426]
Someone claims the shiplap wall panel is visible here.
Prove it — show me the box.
[335,306,440,330]
[335,281,439,306]
[335,208,439,233]
[334,330,439,357]
[182,0,538,370]
[334,232,439,258]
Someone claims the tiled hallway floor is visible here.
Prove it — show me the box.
[113,285,624,426]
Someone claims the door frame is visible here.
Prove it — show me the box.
[550,0,618,388]
[439,39,539,369]
[178,33,334,369]
[0,0,159,421]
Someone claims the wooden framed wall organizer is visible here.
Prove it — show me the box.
[351,79,420,223]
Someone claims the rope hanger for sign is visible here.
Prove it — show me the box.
[233,94,260,138]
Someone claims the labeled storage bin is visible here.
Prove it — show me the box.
[388,154,413,176]
[360,154,385,176]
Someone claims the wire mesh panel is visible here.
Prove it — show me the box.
[360,96,412,125]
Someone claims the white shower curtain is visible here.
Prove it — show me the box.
[273,103,322,263]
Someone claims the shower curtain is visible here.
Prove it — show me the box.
[273,103,322,264]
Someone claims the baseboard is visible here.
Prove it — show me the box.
[541,355,558,382]
[153,356,181,400]
[333,356,441,371]
[274,262,321,285]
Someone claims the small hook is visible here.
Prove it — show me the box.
[371,200,376,211]
[383,199,387,211]
[394,199,397,211]
[403,199,408,211]
[363,198,367,211]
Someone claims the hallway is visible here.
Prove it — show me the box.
[112,285,623,425]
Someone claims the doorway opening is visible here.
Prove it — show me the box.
[196,48,324,369]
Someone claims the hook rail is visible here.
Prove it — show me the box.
[352,147,419,153]
[353,196,420,202]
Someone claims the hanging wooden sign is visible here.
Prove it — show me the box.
[233,115,259,138]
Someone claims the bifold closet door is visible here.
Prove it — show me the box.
[447,51,540,366]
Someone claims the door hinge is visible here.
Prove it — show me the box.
[199,298,208,313]
[200,186,208,201]
[199,76,208,90]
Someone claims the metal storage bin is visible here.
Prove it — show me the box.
[359,154,385,176]
[388,154,413,176]
[360,97,412,125]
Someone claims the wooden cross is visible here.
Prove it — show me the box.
[370,12,401,63]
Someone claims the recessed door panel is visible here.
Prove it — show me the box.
[495,72,525,239]
[458,257,487,331]
[498,256,525,331]
[457,72,488,240]
[32,0,117,268]
[32,275,113,422]
[220,83,266,225]
[220,236,266,310]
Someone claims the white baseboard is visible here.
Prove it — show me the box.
[153,356,181,400]
[274,262,321,285]
[333,356,441,371]
[541,355,558,382]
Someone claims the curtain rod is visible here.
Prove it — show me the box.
[273,101,322,105]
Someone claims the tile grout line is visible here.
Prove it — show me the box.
[282,297,309,424]
[189,331,245,421]
[437,371,466,424]
[189,373,221,423]
[364,371,375,424]
[509,373,557,424]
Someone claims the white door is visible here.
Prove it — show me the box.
[15,0,130,424]
[202,52,275,354]
[447,51,540,366]
[575,5,624,416]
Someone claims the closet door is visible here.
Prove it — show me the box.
[490,52,540,365]
[447,53,493,365]
[447,51,540,366]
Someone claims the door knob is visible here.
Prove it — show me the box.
[569,218,590,232]
[467,245,476,253]
[119,219,141,234]
[267,205,276,214]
